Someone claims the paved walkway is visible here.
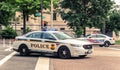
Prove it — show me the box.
[0,39,14,44]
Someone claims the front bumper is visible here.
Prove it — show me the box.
[71,47,93,57]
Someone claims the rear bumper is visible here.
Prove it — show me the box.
[110,42,115,45]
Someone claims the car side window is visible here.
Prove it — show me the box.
[42,33,56,40]
[88,35,96,38]
[26,32,42,38]
[97,35,106,38]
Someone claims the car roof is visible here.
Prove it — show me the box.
[88,34,105,35]
[25,31,62,35]
[32,31,62,33]
[86,34,110,37]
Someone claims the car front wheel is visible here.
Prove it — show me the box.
[58,47,71,59]
[19,45,30,56]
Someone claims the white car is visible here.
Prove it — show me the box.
[78,34,115,47]
[13,31,93,59]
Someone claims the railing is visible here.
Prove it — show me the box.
[0,39,14,47]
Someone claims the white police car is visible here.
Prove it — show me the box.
[78,34,115,47]
[13,31,93,58]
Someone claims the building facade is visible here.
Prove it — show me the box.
[11,11,100,37]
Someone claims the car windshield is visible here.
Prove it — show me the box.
[53,32,73,40]
[85,34,91,37]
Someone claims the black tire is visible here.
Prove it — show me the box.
[79,55,87,58]
[19,45,30,56]
[104,41,110,47]
[99,45,104,47]
[58,47,71,59]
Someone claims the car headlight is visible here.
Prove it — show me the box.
[70,44,81,47]
[83,45,92,49]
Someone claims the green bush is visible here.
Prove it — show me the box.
[74,27,83,37]
[115,40,120,44]
[0,26,17,39]
[26,27,32,33]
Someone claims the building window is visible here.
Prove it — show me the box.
[53,12,57,20]
[60,28,65,30]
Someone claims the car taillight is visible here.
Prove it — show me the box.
[14,39,16,42]
[112,37,115,40]
[110,37,115,40]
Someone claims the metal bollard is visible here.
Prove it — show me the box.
[9,39,12,47]
[3,38,5,47]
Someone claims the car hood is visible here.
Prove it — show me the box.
[15,36,26,39]
[58,39,92,45]
[77,37,87,39]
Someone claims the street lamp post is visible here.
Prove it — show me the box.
[51,0,53,28]
[40,0,43,30]
[40,0,53,30]
[83,0,86,37]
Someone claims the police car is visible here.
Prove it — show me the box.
[13,31,93,59]
[78,34,115,47]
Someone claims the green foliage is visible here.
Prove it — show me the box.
[5,0,59,34]
[0,26,17,39]
[109,10,120,30]
[26,27,32,33]
[6,0,59,15]
[0,10,11,26]
[6,0,41,18]
[60,0,114,36]
[106,10,120,36]
[0,0,59,27]
[115,40,120,44]
[74,27,83,37]
[90,0,114,34]
[0,2,15,26]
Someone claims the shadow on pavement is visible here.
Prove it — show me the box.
[14,53,91,59]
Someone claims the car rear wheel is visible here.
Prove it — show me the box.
[99,45,104,47]
[104,41,110,47]
[58,47,71,59]
[19,45,30,56]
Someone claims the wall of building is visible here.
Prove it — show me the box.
[12,11,74,35]
[12,11,106,38]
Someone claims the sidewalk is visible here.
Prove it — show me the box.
[0,44,12,47]
[0,39,14,44]
[112,44,120,47]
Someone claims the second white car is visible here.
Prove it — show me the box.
[77,34,115,47]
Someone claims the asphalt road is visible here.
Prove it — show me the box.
[51,46,120,70]
[0,44,120,70]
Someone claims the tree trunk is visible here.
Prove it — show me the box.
[23,10,26,34]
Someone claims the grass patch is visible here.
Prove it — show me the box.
[115,40,120,44]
